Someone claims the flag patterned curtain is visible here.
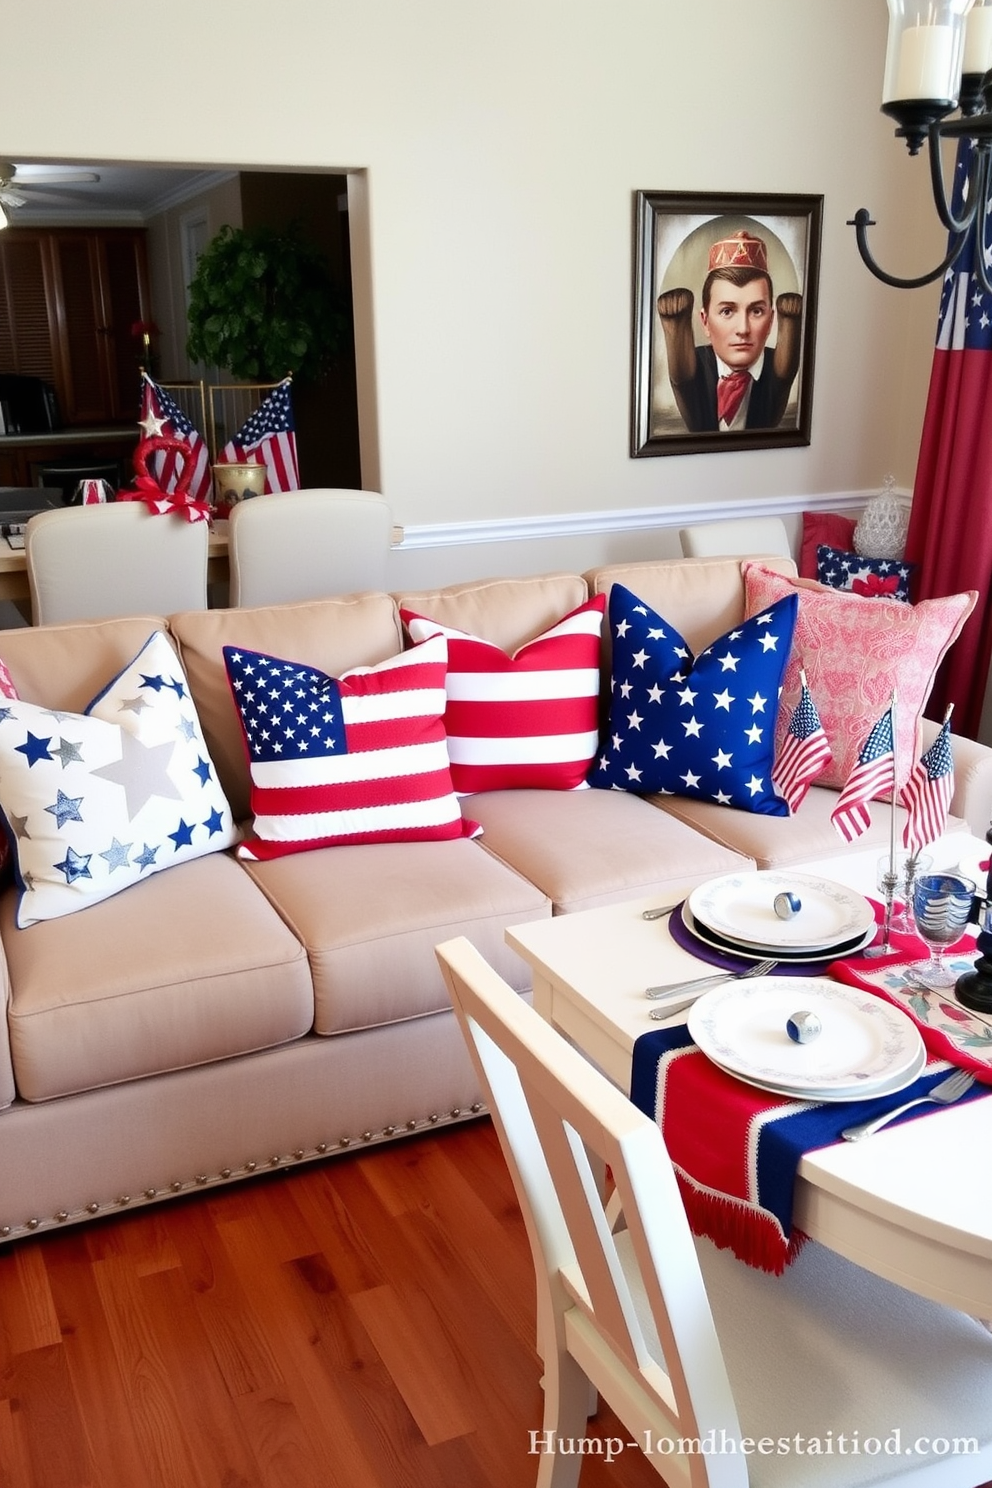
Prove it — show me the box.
[905,136,992,739]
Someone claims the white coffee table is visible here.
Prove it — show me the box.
[507,836,992,1318]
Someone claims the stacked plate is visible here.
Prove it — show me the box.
[687,977,926,1101]
[684,869,878,965]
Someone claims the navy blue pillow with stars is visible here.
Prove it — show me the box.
[589,584,798,816]
[816,544,914,603]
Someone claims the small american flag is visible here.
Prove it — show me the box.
[900,711,955,855]
[771,671,832,813]
[831,704,896,843]
[216,379,300,493]
[139,374,213,502]
[223,636,477,859]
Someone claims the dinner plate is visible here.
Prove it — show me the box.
[687,977,924,1094]
[715,1040,928,1103]
[679,904,877,965]
[688,871,876,952]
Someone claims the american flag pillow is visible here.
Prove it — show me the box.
[224,635,480,859]
[400,595,606,794]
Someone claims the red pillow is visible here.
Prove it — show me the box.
[401,596,606,793]
[800,511,856,579]
[0,658,18,880]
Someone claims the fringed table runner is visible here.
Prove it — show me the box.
[630,1023,988,1275]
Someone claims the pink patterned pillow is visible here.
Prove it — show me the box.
[742,563,976,792]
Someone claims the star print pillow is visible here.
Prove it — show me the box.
[816,544,915,603]
[589,584,798,816]
[0,631,238,927]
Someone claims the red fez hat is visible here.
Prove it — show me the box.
[708,229,768,272]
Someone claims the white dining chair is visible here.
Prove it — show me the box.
[25,502,209,625]
[678,516,792,559]
[435,935,992,1488]
[228,488,393,606]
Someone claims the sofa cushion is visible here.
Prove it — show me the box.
[0,614,171,709]
[585,556,798,662]
[3,851,313,1102]
[242,837,550,1034]
[0,947,14,1111]
[467,788,753,915]
[224,635,478,857]
[401,594,605,793]
[742,563,977,792]
[396,572,589,655]
[0,631,238,927]
[816,545,914,602]
[170,593,405,823]
[590,583,797,816]
[650,784,969,871]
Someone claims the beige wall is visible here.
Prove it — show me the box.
[0,0,947,547]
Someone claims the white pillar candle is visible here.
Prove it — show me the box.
[964,6,992,72]
[885,24,956,99]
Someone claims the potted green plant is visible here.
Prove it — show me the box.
[185,223,350,383]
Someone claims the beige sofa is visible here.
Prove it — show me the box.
[0,555,986,1245]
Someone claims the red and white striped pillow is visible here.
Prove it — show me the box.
[401,595,606,794]
[224,634,481,858]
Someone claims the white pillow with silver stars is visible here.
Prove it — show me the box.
[0,630,238,927]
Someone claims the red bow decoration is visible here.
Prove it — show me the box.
[851,572,900,598]
[117,437,212,523]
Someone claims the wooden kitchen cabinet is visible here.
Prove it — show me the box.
[0,227,151,427]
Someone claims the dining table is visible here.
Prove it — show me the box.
[506,833,992,1320]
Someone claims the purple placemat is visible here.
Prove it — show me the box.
[666,902,839,977]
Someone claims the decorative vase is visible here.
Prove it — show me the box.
[212,461,266,520]
[854,475,910,559]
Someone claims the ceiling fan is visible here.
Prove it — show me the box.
[0,161,100,216]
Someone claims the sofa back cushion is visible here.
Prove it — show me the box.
[0,615,172,712]
[396,573,589,653]
[170,594,404,822]
[584,556,798,688]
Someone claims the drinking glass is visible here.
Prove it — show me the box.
[909,873,976,987]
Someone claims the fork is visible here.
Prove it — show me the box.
[840,1067,976,1142]
[646,957,778,1015]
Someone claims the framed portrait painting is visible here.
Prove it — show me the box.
[630,191,822,457]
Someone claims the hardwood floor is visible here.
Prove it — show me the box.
[0,1118,663,1488]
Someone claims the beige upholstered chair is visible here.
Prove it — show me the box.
[228,488,393,606]
[26,503,209,625]
[678,515,792,559]
[436,935,992,1488]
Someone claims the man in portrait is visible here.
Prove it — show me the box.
[656,228,803,434]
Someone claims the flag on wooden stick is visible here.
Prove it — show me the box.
[831,703,896,843]
[772,669,832,813]
[900,707,955,855]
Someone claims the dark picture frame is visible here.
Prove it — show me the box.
[630,191,822,458]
